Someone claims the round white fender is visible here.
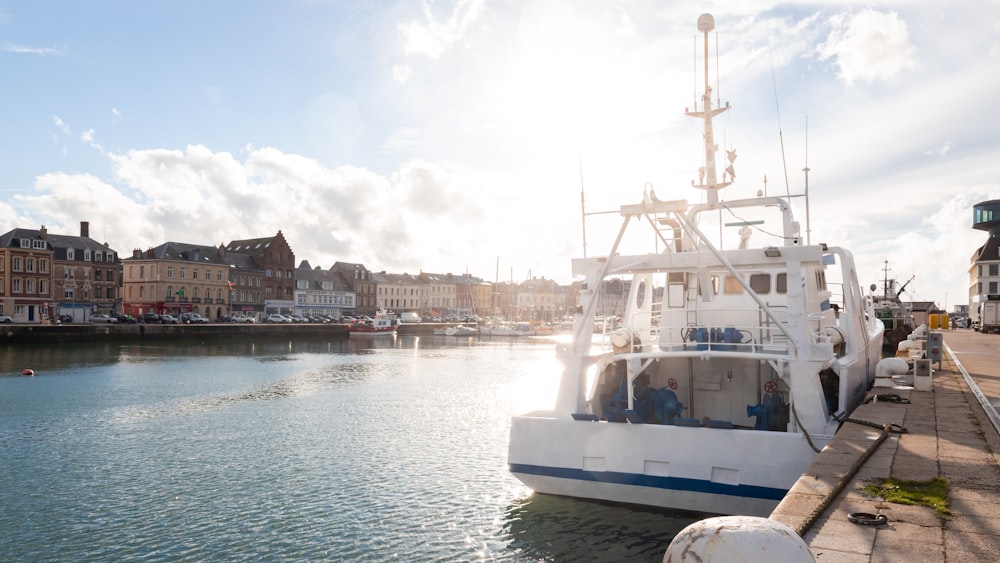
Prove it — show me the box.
[663,516,814,562]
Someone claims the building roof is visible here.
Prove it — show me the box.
[130,241,229,265]
[0,227,117,259]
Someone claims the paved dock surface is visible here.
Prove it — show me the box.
[769,329,1000,561]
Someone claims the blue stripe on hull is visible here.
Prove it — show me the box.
[509,463,787,501]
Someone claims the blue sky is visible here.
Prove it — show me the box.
[1,1,998,310]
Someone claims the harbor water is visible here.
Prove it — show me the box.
[0,334,700,561]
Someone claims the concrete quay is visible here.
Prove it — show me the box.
[769,329,1000,562]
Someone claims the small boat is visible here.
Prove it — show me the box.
[483,321,535,337]
[348,309,397,335]
[507,13,883,517]
[446,325,480,337]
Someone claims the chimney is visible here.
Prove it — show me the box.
[80,221,90,238]
[40,225,47,240]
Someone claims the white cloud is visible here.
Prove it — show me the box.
[817,9,917,85]
[4,43,64,55]
[397,0,486,59]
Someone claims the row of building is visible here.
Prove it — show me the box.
[0,222,587,324]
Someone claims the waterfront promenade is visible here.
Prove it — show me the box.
[769,329,1000,561]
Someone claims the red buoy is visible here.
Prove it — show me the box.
[22,369,34,376]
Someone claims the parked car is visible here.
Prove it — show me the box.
[114,314,137,324]
[180,312,209,324]
[266,314,291,323]
[288,314,308,323]
[139,313,160,324]
[0,314,12,323]
[89,314,119,324]
[159,314,180,324]
[230,314,255,323]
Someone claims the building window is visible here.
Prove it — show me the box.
[33,239,45,249]
[12,257,22,272]
[13,279,22,293]
[217,270,223,281]
[180,268,187,279]
[167,266,174,278]
[26,279,35,294]
[40,280,48,295]
[26,258,35,273]
[266,269,273,278]
[84,249,92,261]
[991,282,998,294]
[991,264,999,277]
[39,259,48,273]
[193,269,199,280]
[67,248,75,260]
[140,265,145,279]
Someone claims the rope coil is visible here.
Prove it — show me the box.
[848,512,888,526]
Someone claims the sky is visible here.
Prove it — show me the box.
[1,1,998,311]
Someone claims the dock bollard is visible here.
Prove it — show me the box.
[663,515,814,562]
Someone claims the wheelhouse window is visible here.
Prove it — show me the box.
[749,273,771,294]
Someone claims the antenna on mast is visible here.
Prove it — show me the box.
[803,116,811,245]
[579,155,588,258]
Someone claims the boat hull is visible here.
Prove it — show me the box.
[508,412,821,517]
[348,327,396,335]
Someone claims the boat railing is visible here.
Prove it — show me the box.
[597,304,838,357]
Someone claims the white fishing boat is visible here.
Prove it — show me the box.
[507,13,884,517]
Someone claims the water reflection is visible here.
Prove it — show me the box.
[503,494,702,562]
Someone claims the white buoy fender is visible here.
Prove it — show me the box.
[663,516,815,562]
[897,339,919,353]
[876,357,909,379]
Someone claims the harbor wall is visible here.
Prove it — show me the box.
[0,322,442,343]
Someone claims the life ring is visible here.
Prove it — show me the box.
[22,369,34,376]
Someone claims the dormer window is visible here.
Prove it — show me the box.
[67,248,75,260]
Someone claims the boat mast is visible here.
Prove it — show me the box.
[687,13,731,204]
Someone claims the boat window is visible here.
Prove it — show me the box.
[749,273,770,294]
[815,270,827,291]
[723,276,743,295]
[636,281,646,308]
[776,273,787,294]
[667,283,684,308]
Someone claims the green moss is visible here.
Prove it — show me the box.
[862,477,951,519]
